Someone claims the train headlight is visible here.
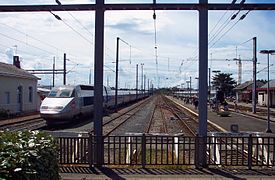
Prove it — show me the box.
[53,106,64,110]
[40,106,48,109]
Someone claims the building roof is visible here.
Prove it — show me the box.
[234,81,253,90]
[234,80,264,91]
[257,79,275,91]
[0,62,39,80]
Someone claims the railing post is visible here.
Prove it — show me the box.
[248,134,253,169]
[88,133,94,167]
[195,134,199,168]
[142,133,146,168]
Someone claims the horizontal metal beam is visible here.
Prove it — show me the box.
[0,3,275,12]
[26,69,63,72]
[29,72,64,74]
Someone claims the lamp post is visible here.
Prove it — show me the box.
[115,37,119,110]
[141,63,144,94]
[212,70,220,95]
[186,80,191,98]
[195,77,199,96]
[260,50,275,133]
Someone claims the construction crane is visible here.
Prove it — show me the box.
[229,57,253,85]
[179,57,252,85]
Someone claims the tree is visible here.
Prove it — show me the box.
[212,73,237,96]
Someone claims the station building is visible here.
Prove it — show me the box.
[0,57,40,115]
[257,79,275,107]
[234,80,264,103]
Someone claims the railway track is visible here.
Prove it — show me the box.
[91,96,153,136]
[54,94,274,167]
[146,96,168,134]
[157,95,221,136]
[0,117,46,131]
[166,96,270,167]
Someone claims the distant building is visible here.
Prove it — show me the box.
[257,79,275,107]
[234,80,264,103]
[0,57,40,114]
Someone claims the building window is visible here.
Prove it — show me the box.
[5,92,10,104]
[29,87,33,103]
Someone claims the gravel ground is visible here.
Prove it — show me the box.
[109,97,156,136]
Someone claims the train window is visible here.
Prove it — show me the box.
[71,90,76,97]
[48,89,72,98]
[59,90,71,97]
[80,85,94,90]
[48,90,58,97]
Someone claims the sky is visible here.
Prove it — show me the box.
[0,0,275,89]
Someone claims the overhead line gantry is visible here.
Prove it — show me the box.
[1,1,275,168]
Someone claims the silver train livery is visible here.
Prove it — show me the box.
[40,85,148,125]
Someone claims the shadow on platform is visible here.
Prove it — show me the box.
[60,166,275,179]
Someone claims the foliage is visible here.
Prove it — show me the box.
[0,108,10,119]
[258,79,267,84]
[212,73,237,96]
[0,131,60,180]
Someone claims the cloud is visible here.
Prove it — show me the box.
[5,48,14,64]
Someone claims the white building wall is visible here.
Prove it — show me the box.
[257,91,275,107]
[258,92,265,106]
[0,76,38,114]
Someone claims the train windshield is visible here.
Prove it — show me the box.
[48,89,74,98]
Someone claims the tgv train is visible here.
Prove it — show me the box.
[40,85,148,125]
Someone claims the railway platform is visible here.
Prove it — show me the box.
[170,96,275,133]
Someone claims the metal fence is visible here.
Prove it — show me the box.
[54,132,275,169]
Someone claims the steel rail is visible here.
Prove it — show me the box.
[168,97,266,166]
[145,102,157,133]
[1,118,46,131]
[162,96,197,136]
[91,96,152,136]
[0,116,43,129]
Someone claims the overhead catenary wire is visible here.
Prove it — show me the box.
[209,10,250,49]
[0,22,60,52]
[0,20,91,64]
[182,2,249,76]
[55,0,120,66]
[55,0,94,41]
[50,11,93,45]
[0,31,54,55]
[187,0,239,64]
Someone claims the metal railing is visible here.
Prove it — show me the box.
[53,132,275,169]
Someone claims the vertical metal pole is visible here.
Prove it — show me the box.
[141,133,146,168]
[198,0,208,168]
[136,64,138,100]
[63,53,66,85]
[208,68,211,101]
[141,64,143,93]
[252,37,257,114]
[94,0,105,166]
[190,76,192,98]
[115,37,119,110]
[266,53,272,133]
[248,134,253,169]
[148,79,149,96]
[53,57,55,88]
[144,75,146,93]
[89,69,92,84]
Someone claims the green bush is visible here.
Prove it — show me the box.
[0,131,60,180]
[0,108,10,119]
